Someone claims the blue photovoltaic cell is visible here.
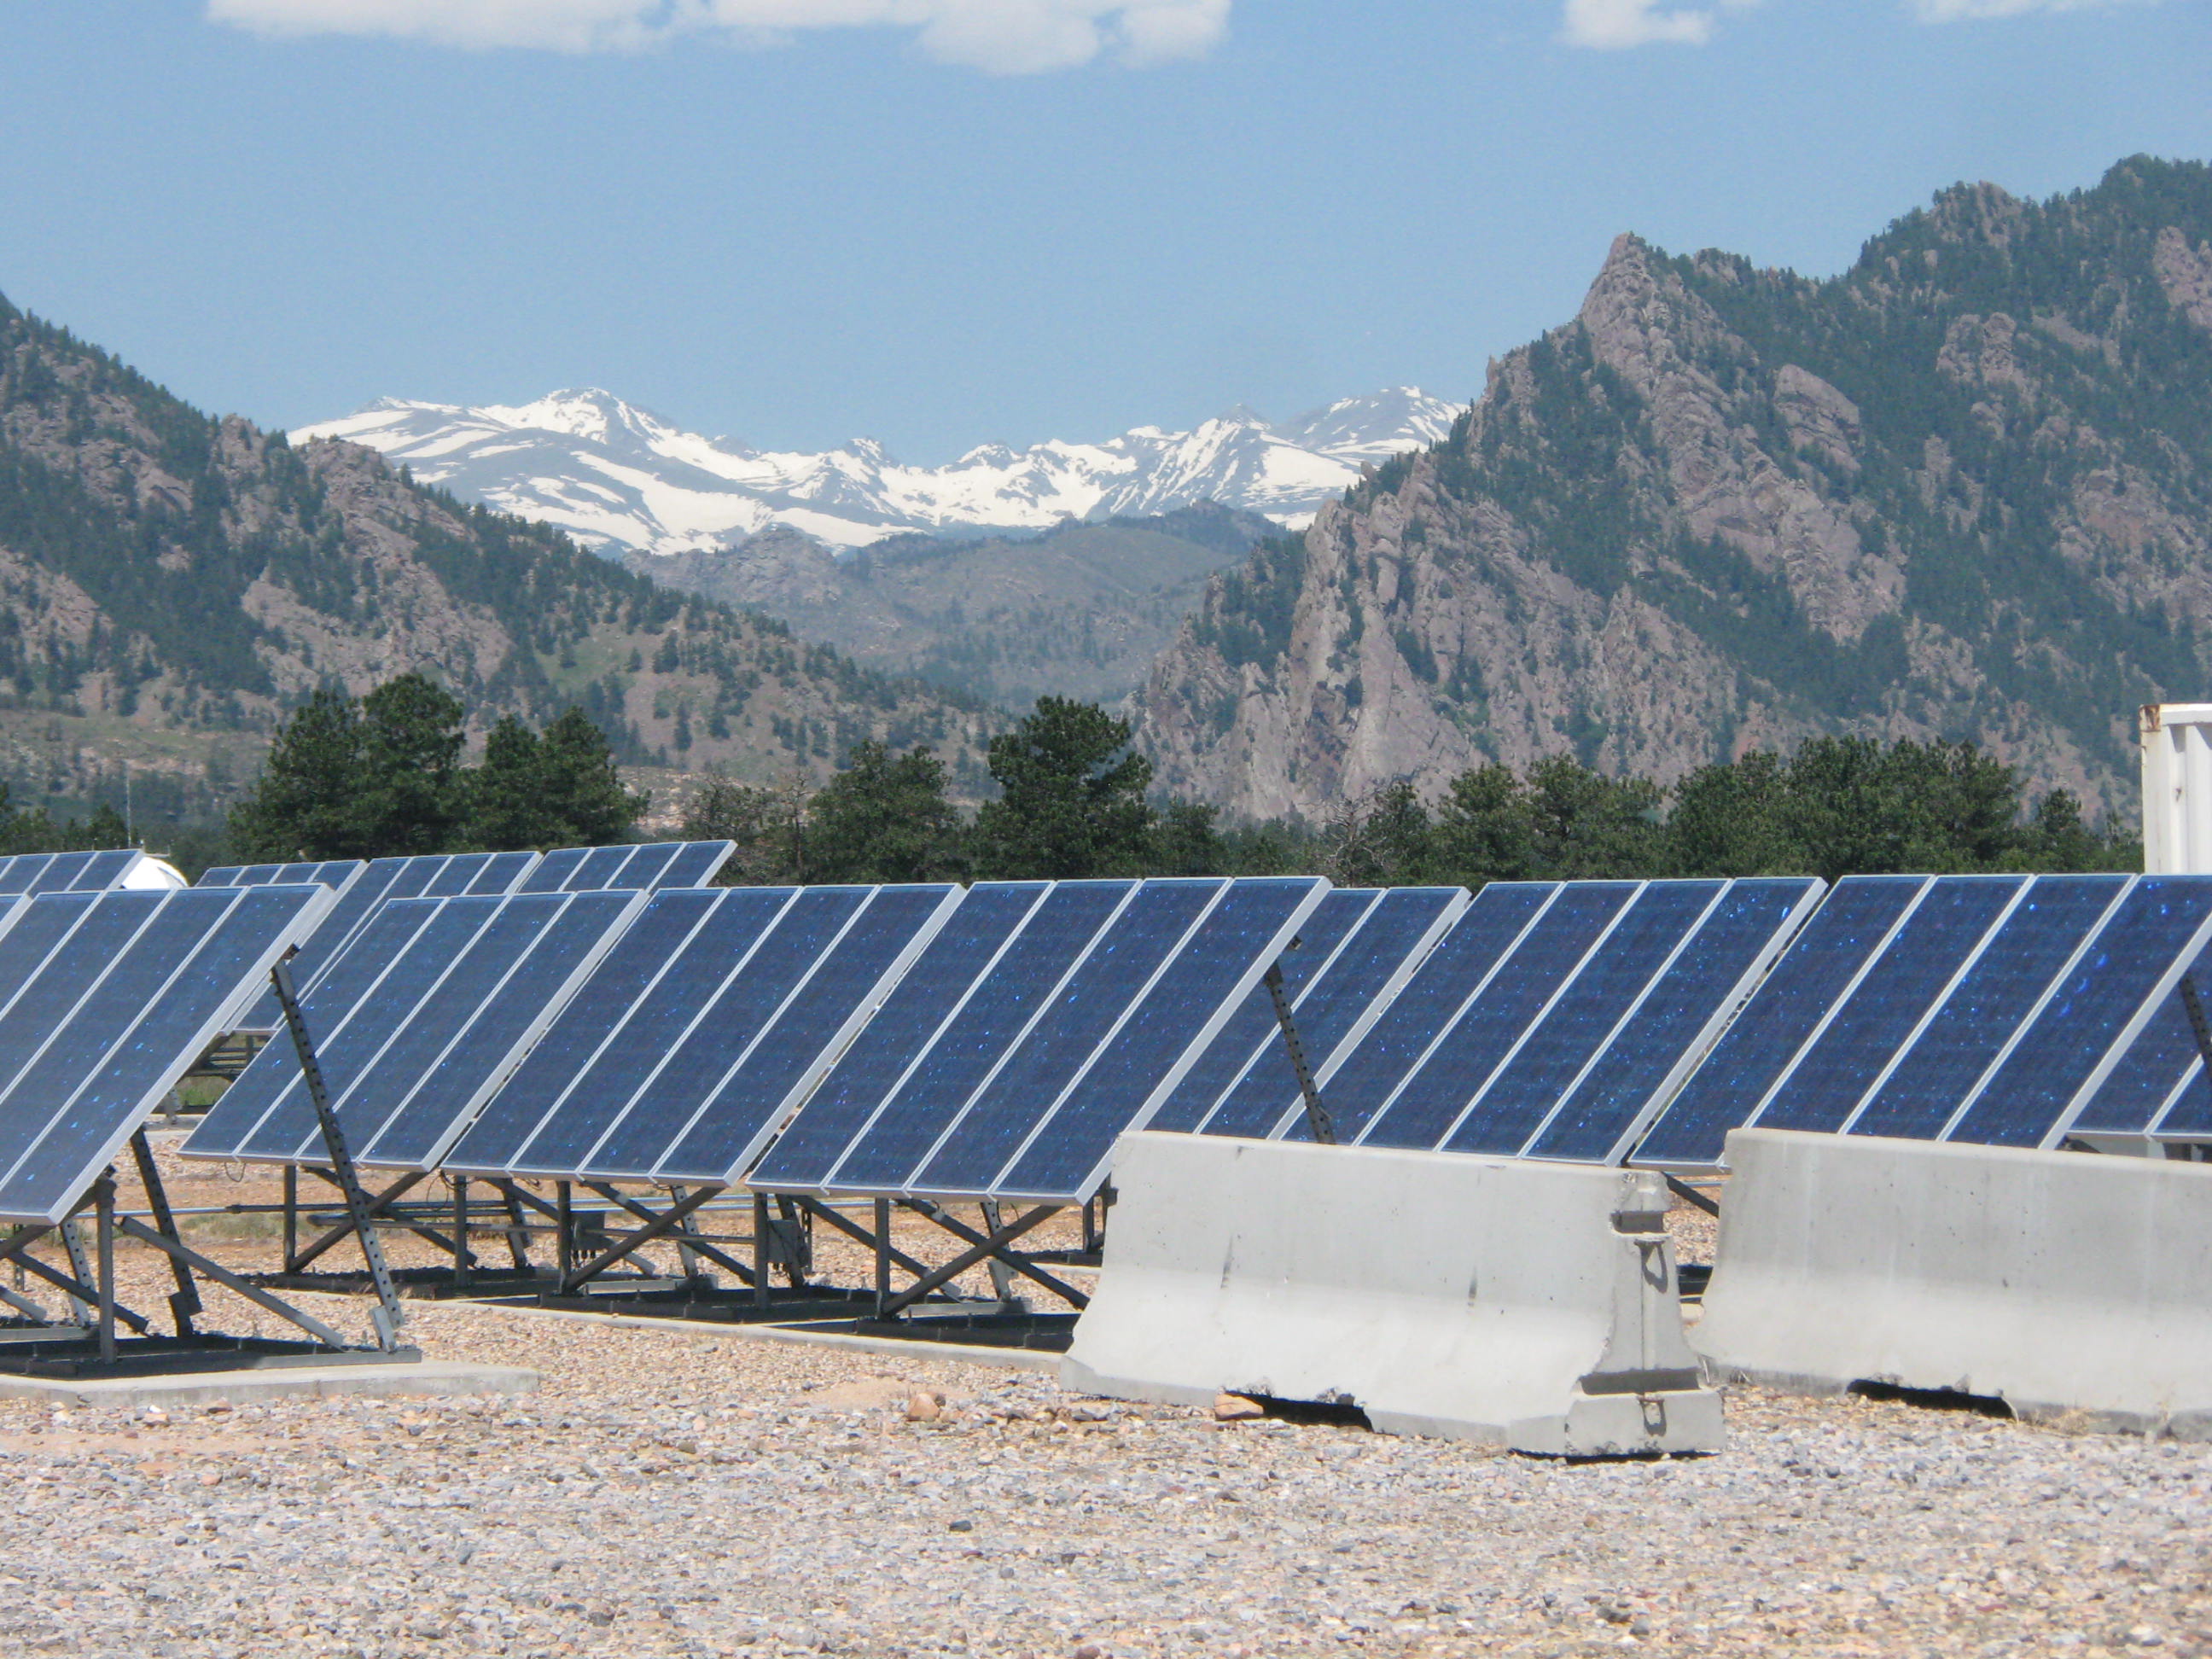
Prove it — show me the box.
[70,851,142,891]
[1845,875,2129,1143]
[1198,887,1467,1141]
[651,884,959,1183]
[0,894,100,1004]
[823,882,1136,1195]
[230,900,504,1161]
[2081,990,2204,1136]
[199,860,362,890]
[463,888,795,1177]
[0,895,156,1096]
[445,888,728,1172]
[1361,883,1640,1152]
[748,884,1049,1191]
[1753,877,2025,1137]
[518,847,591,892]
[28,853,101,894]
[1144,889,1381,1136]
[663,841,735,887]
[565,846,635,891]
[227,855,456,1031]
[993,877,1326,1202]
[1633,876,1929,1167]
[612,844,681,888]
[1949,876,2212,1148]
[1443,882,1721,1157]
[1534,877,1819,1165]
[910,880,1223,1196]
[585,887,876,1177]
[468,851,538,894]
[1313,883,1556,1144]
[354,891,642,1169]
[0,886,324,1222]
[0,855,49,895]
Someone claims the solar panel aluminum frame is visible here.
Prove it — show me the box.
[480,887,807,1182]
[1541,876,1829,1168]
[901,877,1333,1208]
[0,882,339,1225]
[271,888,655,1173]
[758,883,1061,1203]
[649,882,969,1188]
[1188,887,1470,1138]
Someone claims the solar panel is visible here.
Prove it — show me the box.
[0,884,333,1225]
[1165,887,1468,1139]
[515,840,735,893]
[744,883,1052,1192]
[223,851,543,1033]
[1326,878,1822,1165]
[1625,873,2212,1168]
[1628,876,1928,1168]
[447,883,962,1185]
[183,889,645,1172]
[771,877,1329,1206]
[197,860,364,889]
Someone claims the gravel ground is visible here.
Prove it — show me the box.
[2,1197,2209,1659]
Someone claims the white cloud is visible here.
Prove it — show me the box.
[1911,0,2145,18]
[1560,0,1722,46]
[205,0,1231,72]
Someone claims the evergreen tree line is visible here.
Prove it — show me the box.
[226,672,648,861]
[679,696,2136,888]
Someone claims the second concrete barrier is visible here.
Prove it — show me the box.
[1061,1132,1720,1454]
[1695,1127,2212,1435]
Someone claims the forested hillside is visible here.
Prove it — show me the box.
[1138,156,2212,824]
[0,295,994,837]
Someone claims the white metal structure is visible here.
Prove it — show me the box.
[2140,704,2212,874]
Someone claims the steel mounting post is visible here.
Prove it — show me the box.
[271,951,404,1352]
[1264,961,1336,1145]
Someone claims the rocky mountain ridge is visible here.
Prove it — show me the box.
[1138,157,2212,824]
[294,386,1460,555]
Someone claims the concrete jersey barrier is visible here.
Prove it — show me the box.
[1060,1131,1721,1454]
[1695,1127,2212,1436]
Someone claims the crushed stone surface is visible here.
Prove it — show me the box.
[0,1176,2202,1656]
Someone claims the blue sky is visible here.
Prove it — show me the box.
[2,0,2208,461]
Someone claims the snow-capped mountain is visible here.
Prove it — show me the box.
[292,387,1463,556]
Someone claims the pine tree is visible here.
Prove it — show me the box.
[533,707,648,847]
[805,742,965,883]
[469,716,556,850]
[226,688,367,860]
[354,673,468,857]
[971,697,1154,880]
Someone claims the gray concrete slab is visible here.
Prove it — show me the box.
[495,1303,1062,1372]
[0,1360,540,1410]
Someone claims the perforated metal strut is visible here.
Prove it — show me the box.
[1264,961,1336,1146]
[271,950,405,1351]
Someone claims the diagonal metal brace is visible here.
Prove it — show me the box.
[272,953,405,1351]
[560,1185,721,1293]
[905,1200,1090,1310]
[581,1182,758,1287]
[286,1168,443,1271]
[0,1223,151,1334]
[802,1197,937,1283]
[879,1204,1071,1318]
[115,1216,351,1350]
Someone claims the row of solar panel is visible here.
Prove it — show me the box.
[1634,871,2212,1167]
[206,843,736,1032]
[5,864,2205,1228]
[0,850,152,897]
